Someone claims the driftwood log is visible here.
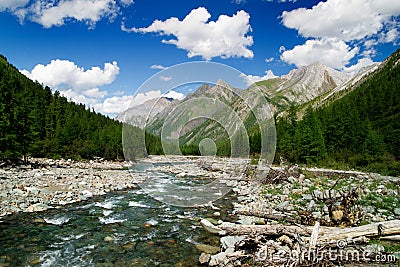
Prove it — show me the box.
[316,219,400,241]
[234,210,298,224]
[201,218,400,242]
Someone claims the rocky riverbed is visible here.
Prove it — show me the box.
[197,166,400,266]
[0,155,246,219]
[0,158,140,218]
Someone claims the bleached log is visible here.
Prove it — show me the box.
[235,210,298,223]
[380,235,400,241]
[201,218,400,243]
[201,218,311,237]
[314,220,400,242]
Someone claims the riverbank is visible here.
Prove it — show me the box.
[198,166,400,266]
[0,158,137,218]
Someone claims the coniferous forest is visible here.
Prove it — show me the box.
[275,49,400,175]
[0,55,123,162]
[1,49,399,176]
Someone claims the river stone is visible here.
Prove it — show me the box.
[276,201,289,211]
[104,236,114,242]
[26,203,51,212]
[199,253,211,264]
[332,210,344,221]
[213,212,220,217]
[195,244,220,254]
[365,244,385,254]
[394,208,400,216]
[307,200,315,211]
[209,252,227,266]
[220,236,245,250]
[81,190,93,198]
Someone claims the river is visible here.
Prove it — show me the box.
[0,163,236,267]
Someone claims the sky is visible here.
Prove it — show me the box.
[0,0,399,117]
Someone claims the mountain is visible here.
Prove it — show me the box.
[145,79,241,136]
[116,97,174,128]
[255,61,351,110]
[165,62,352,147]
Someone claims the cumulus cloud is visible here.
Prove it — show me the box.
[32,0,119,28]
[0,0,29,11]
[83,88,108,98]
[126,7,254,60]
[1,0,134,28]
[241,70,277,86]
[281,0,400,42]
[21,59,119,90]
[21,59,120,113]
[150,64,167,70]
[342,57,378,75]
[281,38,359,69]
[20,58,183,116]
[163,90,184,100]
[280,0,399,71]
[93,90,184,115]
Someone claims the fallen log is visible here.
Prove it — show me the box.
[316,219,400,242]
[235,210,298,223]
[380,235,400,241]
[200,219,311,237]
[200,218,400,243]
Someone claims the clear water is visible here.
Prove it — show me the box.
[0,166,235,266]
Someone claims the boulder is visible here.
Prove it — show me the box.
[195,244,220,254]
[199,253,211,265]
[220,235,245,250]
[209,252,227,266]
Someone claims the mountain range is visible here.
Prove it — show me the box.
[118,60,381,146]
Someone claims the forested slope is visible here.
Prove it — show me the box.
[275,49,400,175]
[0,55,123,162]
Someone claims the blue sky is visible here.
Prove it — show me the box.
[0,0,399,116]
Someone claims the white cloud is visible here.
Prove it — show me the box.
[93,95,135,115]
[83,88,108,98]
[22,59,120,115]
[60,89,100,106]
[150,64,167,70]
[159,75,172,82]
[163,90,184,100]
[280,38,359,69]
[119,0,134,6]
[2,0,134,28]
[241,70,277,86]
[382,28,398,43]
[31,0,119,28]
[21,59,119,90]
[21,58,183,116]
[265,57,274,63]
[93,90,184,116]
[342,57,377,75]
[0,0,29,11]
[127,7,254,60]
[281,0,400,42]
